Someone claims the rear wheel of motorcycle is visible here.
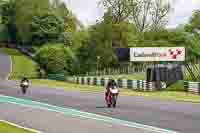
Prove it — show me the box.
[22,87,27,94]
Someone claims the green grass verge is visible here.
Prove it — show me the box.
[166,81,186,92]
[2,48,38,79]
[31,79,200,103]
[31,79,103,92]
[87,73,145,80]
[0,121,34,133]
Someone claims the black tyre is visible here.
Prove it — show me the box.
[22,87,27,94]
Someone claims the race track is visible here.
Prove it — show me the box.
[0,80,200,133]
[0,102,155,133]
[0,49,11,79]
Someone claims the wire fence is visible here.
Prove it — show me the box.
[85,65,146,76]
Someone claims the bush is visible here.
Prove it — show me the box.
[166,81,186,92]
[0,25,9,43]
[35,43,75,75]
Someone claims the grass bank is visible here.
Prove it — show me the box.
[0,121,34,133]
[2,48,38,79]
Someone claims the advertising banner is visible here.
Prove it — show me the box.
[130,47,185,62]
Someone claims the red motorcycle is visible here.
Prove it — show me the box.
[105,86,119,108]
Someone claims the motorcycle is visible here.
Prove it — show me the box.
[106,86,119,108]
[20,81,29,94]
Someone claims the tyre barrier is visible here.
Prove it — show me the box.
[54,76,200,94]
[68,77,167,91]
[184,81,200,95]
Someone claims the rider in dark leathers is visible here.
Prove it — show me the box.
[20,77,29,94]
[105,80,118,104]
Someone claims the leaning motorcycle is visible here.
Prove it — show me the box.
[106,87,119,108]
[20,81,29,94]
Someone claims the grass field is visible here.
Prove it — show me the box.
[2,48,38,79]
[0,121,34,133]
[31,79,200,103]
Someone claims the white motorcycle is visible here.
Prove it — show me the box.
[20,81,29,94]
[106,86,119,108]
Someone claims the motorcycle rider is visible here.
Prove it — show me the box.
[105,80,119,105]
[20,77,29,94]
[105,80,112,102]
[21,77,29,85]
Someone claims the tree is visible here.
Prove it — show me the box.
[52,0,81,32]
[35,44,75,75]
[31,12,65,45]
[185,10,200,33]
[100,0,131,23]
[0,0,51,44]
[112,21,137,47]
[15,0,52,45]
[100,0,134,47]
[129,0,170,32]
[89,9,118,68]
[0,0,17,43]
[100,0,170,47]
[76,40,96,74]
[0,0,79,45]
[76,9,118,73]
[183,10,200,81]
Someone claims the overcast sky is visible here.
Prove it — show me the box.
[64,0,200,28]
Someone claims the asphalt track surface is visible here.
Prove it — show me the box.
[0,80,200,133]
[0,49,11,79]
[0,102,155,133]
[0,50,200,133]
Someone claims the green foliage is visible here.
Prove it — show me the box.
[112,22,137,47]
[185,10,200,32]
[31,12,65,45]
[139,29,188,47]
[35,44,75,75]
[52,0,80,32]
[15,0,50,44]
[167,81,186,92]
[86,12,117,69]
[0,0,17,43]
[0,24,9,42]
[76,41,96,74]
[0,0,79,45]
[100,0,131,23]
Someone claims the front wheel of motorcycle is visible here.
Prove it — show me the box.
[112,95,117,108]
